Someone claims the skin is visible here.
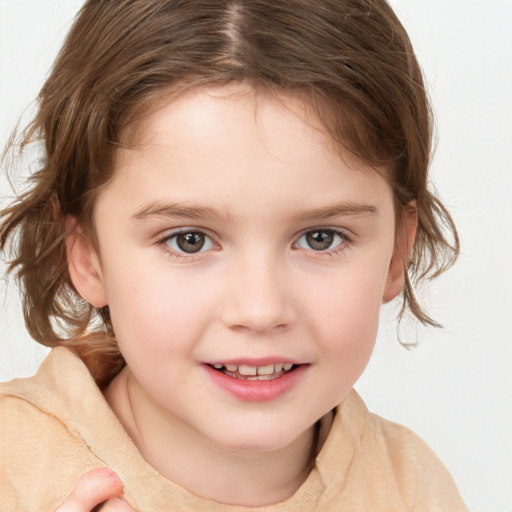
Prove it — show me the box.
[55,468,132,511]
[66,85,416,509]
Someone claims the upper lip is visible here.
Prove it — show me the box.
[204,357,302,366]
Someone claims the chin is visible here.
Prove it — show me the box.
[209,421,310,454]
[221,438,293,453]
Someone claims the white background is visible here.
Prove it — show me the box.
[1,1,511,511]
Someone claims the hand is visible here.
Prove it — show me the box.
[55,467,136,511]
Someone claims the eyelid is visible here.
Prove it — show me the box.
[294,226,351,242]
[155,225,352,258]
[292,226,352,253]
[157,226,220,256]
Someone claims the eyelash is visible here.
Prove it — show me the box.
[157,228,218,261]
[156,226,352,260]
[293,227,351,257]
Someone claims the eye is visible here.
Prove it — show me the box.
[164,230,216,254]
[296,229,345,251]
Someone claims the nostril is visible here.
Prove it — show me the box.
[230,324,250,333]
[220,288,297,333]
[228,323,289,333]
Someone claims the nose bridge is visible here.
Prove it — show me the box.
[221,247,295,333]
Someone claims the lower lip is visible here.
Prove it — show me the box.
[203,364,308,402]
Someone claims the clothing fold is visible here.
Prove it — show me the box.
[0,347,468,511]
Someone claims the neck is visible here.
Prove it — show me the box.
[105,367,322,507]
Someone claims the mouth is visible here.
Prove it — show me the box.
[203,361,308,402]
[207,362,299,381]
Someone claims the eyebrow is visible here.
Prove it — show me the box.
[132,202,229,222]
[131,201,378,222]
[291,202,378,221]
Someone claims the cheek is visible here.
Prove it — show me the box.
[103,261,218,356]
[314,294,379,403]
[305,256,388,332]
[302,263,387,384]
[317,288,380,364]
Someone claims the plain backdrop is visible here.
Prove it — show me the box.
[1,1,511,511]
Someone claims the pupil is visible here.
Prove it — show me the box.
[307,230,333,250]
[177,232,205,253]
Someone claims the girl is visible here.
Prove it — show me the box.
[0,0,468,510]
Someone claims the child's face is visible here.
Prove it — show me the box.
[75,85,406,451]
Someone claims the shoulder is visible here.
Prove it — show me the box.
[0,349,105,511]
[0,379,93,479]
[0,346,90,430]
[365,412,448,476]
[317,390,469,511]
[366,412,469,510]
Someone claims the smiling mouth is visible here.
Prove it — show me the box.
[207,362,299,381]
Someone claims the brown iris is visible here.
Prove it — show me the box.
[305,230,335,250]
[176,232,206,253]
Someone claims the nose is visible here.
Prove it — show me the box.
[220,254,297,334]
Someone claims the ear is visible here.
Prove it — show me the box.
[65,217,108,308]
[382,202,418,303]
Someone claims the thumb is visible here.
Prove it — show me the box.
[55,467,124,511]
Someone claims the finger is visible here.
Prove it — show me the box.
[96,497,136,511]
[55,467,124,512]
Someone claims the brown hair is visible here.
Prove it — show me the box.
[1,0,458,385]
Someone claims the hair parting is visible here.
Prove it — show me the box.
[1,0,459,384]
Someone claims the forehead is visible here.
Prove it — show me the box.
[127,85,328,149]
[102,84,394,221]
[119,84,378,174]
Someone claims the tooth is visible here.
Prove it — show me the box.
[283,363,293,371]
[239,365,257,376]
[274,363,284,372]
[226,364,238,372]
[213,363,223,369]
[257,364,275,375]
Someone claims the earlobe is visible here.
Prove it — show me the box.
[382,203,418,303]
[65,217,107,308]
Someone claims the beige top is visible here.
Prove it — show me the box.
[0,347,468,511]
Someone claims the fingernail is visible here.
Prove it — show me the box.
[93,467,123,483]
